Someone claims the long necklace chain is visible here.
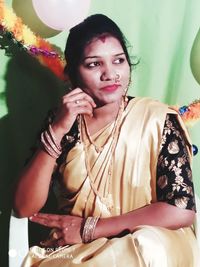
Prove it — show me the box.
[82,103,123,153]
[79,98,126,211]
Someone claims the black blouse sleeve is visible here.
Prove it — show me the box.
[156,113,196,211]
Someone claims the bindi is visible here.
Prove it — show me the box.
[98,35,107,43]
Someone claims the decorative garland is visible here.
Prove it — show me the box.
[0,0,66,81]
[176,100,200,155]
[0,1,199,155]
[178,99,200,126]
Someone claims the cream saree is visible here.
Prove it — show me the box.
[23,97,199,267]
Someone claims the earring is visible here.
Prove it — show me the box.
[115,73,121,83]
[123,78,131,103]
[123,87,129,103]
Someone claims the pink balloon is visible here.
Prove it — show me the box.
[32,0,91,31]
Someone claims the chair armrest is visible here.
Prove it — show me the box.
[9,210,29,267]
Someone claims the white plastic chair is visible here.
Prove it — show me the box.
[8,210,28,267]
[9,195,200,267]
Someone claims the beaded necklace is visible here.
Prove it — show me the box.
[79,98,126,212]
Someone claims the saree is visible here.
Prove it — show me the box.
[23,97,199,267]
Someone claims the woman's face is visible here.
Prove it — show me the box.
[77,35,131,106]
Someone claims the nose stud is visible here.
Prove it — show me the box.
[115,73,121,83]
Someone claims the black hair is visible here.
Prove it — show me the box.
[64,14,133,87]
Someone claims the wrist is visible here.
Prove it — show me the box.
[93,216,128,239]
[93,217,114,240]
[51,123,69,142]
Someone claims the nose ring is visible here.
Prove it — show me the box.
[115,73,121,83]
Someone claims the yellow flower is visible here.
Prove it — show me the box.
[3,7,16,29]
[22,25,37,45]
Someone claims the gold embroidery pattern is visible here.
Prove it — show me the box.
[157,114,196,210]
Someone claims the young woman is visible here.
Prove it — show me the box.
[13,14,199,266]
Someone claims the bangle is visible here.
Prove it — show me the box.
[40,123,63,159]
[44,130,61,155]
[82,216,100,243]
[48,124,62,151]
[40,132,61,159]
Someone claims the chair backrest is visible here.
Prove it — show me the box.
[9,210,29,267]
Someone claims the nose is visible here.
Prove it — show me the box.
[100,63,116,81]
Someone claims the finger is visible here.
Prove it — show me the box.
[52,231,63,240]
[63,92,96,108]
[29,216,61,228]
[65,88,83,96]
[40,239,54,248]
[83,95,96,108]
[70,99,94,109]
[31,213,62,221]
[56,238,67,247]
[40,229,66,247]
[64,101,93,117]
[75,106,94,117]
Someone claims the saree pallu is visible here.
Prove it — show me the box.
[23,97,199,267]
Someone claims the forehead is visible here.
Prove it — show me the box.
[83,35,124,56]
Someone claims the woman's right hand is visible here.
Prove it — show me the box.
[52,88,96,137]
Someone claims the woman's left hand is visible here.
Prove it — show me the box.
[29,213,84,247]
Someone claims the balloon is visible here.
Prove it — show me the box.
[12,0,61,38]
[190,28,200,85]
[32,0,91,31]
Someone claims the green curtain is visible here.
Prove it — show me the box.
[0,0,200,265]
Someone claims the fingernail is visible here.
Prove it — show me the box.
[29,216,33,220]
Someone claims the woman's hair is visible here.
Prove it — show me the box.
[64,14,132,87]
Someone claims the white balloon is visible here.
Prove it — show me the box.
[32,0,91,31]
[12,0,61,38]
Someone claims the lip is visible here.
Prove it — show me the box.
[100,84,120,92]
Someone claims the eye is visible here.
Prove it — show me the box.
[113,57,126,64]
[86,61,100,68]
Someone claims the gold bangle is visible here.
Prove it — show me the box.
[40,132,61,159]
[48,124,62,151]
[82,216,100,243]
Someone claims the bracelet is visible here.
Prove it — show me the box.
[48,124,62,151]
[82,216,100,243]
[44,130,61,155]
[40,132,61,159]
[40,123,63,159]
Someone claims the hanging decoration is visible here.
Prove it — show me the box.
[172,99,200,156]
[32,0,91,31]
[174,99,200,126]
[12,0,61,38]
[0,0,66,80]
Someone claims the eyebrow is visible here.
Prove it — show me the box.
[83,52,125,60]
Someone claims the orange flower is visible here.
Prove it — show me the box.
[12,17,23,41]
[0,1,66,81]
